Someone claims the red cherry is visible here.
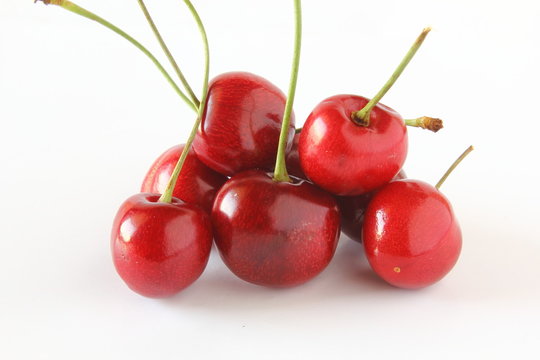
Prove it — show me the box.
[141,144,227,212]
[299,94,407,195]
[337,170,406,242]
[285,132,306,179]
[111,193,213,298]
[193,72,296,176]
[299,28,436,196]
[363,179,462,289]
[211,170,340,287]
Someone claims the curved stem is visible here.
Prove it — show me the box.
[183,0,210,107]
[36,0,198,113]
[435,145,474,190]
[404,116,443,132]
[137,0,200,108]
[273,0,302,183]
[159,0,210,203]
[351,27,431,127]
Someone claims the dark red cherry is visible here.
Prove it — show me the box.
[141,144,227,212]
[337,170,406,242]
[285,132,306,179]
[299,95,407,196]
[111,193,213,298]
[193,72,295,176]
[211,170,340,287]
[362,179,462,289]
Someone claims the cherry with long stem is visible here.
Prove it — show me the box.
[35,0,198,113]
[351,27,431,127]
[273,0,302,183]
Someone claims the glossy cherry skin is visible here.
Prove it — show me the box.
[111,193,213,298]
[285,132,306,179]
[363,180,462,289]
[299,94,407,196]
[338,170,406,242]
[141,144,227,213]
[193,72,295,176]
[211,170,340,287]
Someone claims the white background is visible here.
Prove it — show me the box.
[1,0,539,359]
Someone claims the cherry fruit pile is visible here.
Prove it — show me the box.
[38,0,473,297]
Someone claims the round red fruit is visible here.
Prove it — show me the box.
[193,72,295,176]
[111,193,213,298]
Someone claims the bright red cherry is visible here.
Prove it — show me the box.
[337,170,406,242]
[362,179,461,289]
[299,95,407,196]
[141,144,227,212]
[211,170,340,287]
[298,28,435,196]
[362,145,473,289]
[193,72,296,176]
[111,193,213,298]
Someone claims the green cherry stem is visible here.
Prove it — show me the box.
[351,27,431,127]
[159,0,210,203]
[35,0,198,113]
[435,145,474,190]
[404,116,443,132]
[137,0,200,108]
[273,0,302,183]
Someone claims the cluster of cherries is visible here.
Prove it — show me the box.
[39,0,473,298]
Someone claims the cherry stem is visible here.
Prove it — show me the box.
[404,116,443,132]
[159,0,210,203]
[351,27,431,127]
[137,0,200,108]
[35,0,198,113]
[273,0,302,183]
[435,145,474,190]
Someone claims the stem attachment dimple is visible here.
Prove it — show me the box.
[159,0,210,204]
[351,27,432,127]
[35,0,198,113]
[273,0,302,183]
[405,116,443,132]
[435,145,474,190]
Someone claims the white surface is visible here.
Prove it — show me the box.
[1,0,539,359]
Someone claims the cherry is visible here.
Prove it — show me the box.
[192,71,296,176]
[211,0,340,287]
[212,170,340,287]
[111,194,212,297]
[337,170,406,242]
[299,28,441,196]
[299,95,407,195]
[107,0,214,297]
[362,146,473,289]
[141,144,227,212]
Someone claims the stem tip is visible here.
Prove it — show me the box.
[405,116,443,132]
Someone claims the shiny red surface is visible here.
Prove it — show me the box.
[299,95,407,196]
[111,193,213,298]
[193,72,295,176]
[363,180,462,289]
[338,170,406,242]
[211,170,340,287]
[141,144,227,212]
